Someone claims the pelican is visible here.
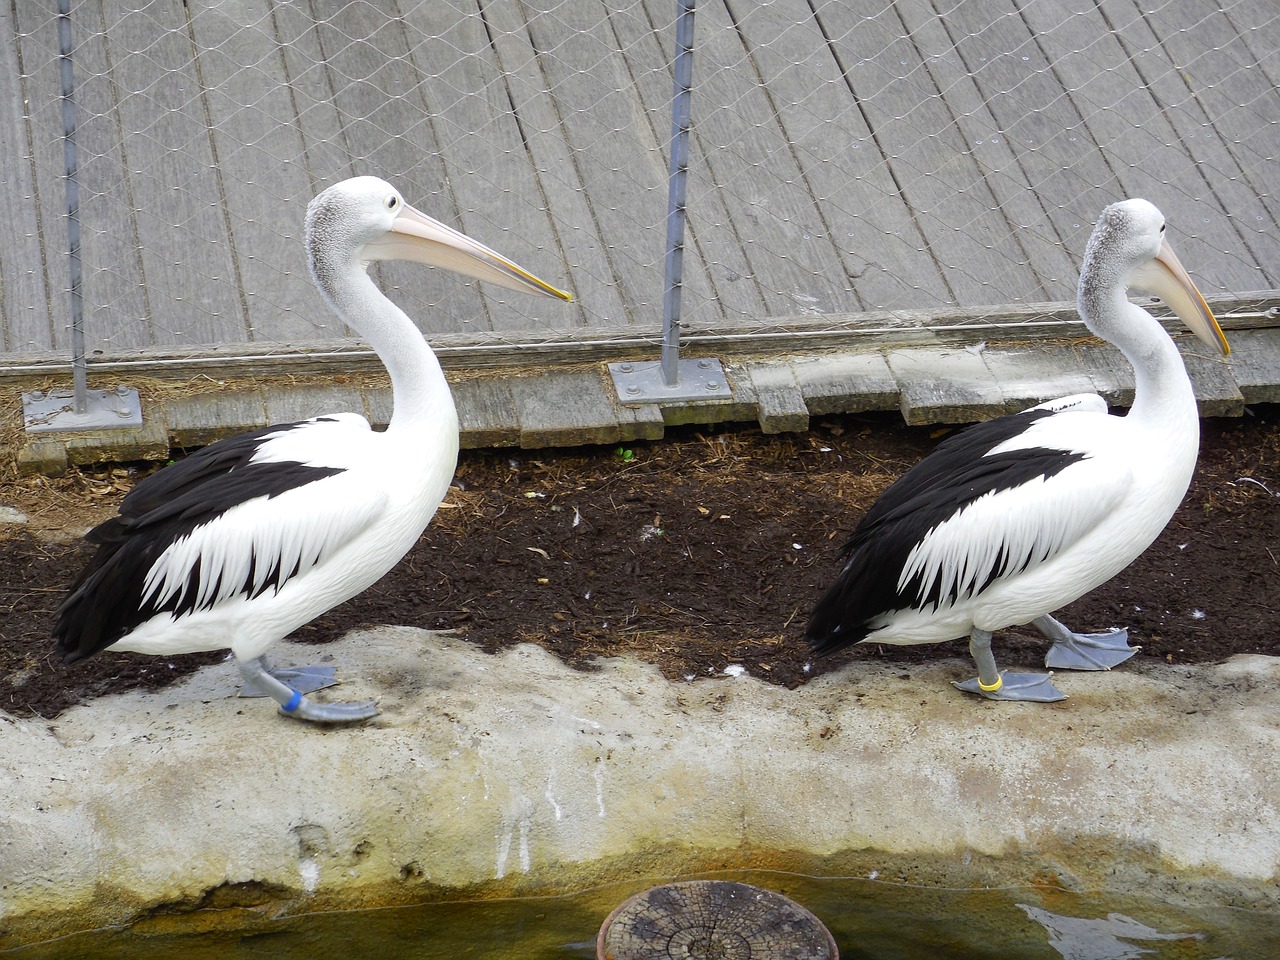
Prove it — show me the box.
[53,176,571,722]
[806,199,1230,701]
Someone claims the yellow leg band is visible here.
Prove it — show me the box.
[978,675,1003,693]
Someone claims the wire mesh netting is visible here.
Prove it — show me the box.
[4,0,1279,362]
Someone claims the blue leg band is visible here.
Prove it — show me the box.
[283,689,304,713]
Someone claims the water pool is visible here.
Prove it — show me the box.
[5,870,1274,959]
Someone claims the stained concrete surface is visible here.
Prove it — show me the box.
[1,628,1276,947]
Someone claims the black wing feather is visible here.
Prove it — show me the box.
[806,408,1087,654]
[54,420,345,663]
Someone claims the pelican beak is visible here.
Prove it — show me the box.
[362,203,572,301]
[1131,239,1229,357]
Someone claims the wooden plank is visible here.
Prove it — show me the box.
[792,352,899,416]
[509,368,630,448]
[398,0,583,336]
[467,2,632,330]
[721,0,954,311]
[64,415,169,465]
[263,383,364,423]
[894,0,1090,303]
[1077,343,1136,407]
[660,395,760,428]
[0,4,56,353]
[15,438,70,477]
[452,377,519,448]
[1177,339,1245,417]
[812,2,1034,309]
[1073,0,1277,295]
[1221,329,1280,404]
[59,3,154,352]
[886,346,1010,423]
[979,342,1097,409]
[662,0,871,317]
[361,384,393,430]
[185,0,327,344]
[743,360,809,434]
[99,1,244,347]
[615,401,666,443]
[162,386,269,448]
[488,1,671,330]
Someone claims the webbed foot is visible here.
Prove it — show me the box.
[1034,615,1138,671]
[961,628,1066,702]
[236,656,379,724]
[954,671,1067,702]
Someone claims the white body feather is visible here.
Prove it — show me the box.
[871,394,1198,645]
[110,410,459,661]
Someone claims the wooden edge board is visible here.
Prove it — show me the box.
[10,325,1279,473]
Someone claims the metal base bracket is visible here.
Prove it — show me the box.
[608,358,732,404]
[23,386,143,433]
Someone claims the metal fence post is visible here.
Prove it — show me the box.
[22,0,141,434]
[660,0,695,387]
[609,0,730,405]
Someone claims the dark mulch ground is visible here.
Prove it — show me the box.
[2,407,1277,719]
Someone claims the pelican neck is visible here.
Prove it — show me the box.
[1092,292,1197,429]
[323,262,457,431]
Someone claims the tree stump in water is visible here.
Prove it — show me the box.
[596,880,838,960]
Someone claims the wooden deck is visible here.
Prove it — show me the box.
[2,0,1279,366]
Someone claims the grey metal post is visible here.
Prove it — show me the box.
[661,0,696,386]
[607,0,730,405]
[58,0,87,413]
[22,0,143,433]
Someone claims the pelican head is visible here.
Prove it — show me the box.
[306,175,572,302]
[1080,198,1229,357]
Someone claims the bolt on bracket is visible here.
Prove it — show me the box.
[608,358,732,404]
[22,385,143,433]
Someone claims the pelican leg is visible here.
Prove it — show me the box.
[1035,615,1138,671]
[236,656,379,723]
[237,655,338,696]
[953,629,1066,703]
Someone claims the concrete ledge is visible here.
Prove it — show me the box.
[2,629,1276,947]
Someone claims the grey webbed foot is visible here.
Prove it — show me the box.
[960,628,1067,702]
[236,656,379,724]
[1034,615,1138,671]
[954,672,1067,702]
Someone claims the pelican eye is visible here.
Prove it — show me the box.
[385,194,400,211]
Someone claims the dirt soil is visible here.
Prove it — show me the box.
[2,408,1278,719]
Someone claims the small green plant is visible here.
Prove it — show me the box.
[615,447,635,463]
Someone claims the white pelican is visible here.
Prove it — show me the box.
[53,176,571,722]
[806,199,1230,701]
